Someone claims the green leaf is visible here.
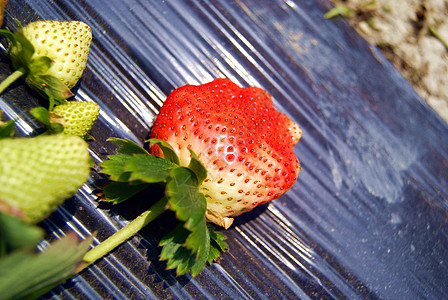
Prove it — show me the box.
[184,217,208,253]
[26,73,74,104]
[159,219,217,277]
[28,56,52,75]
[161,167,213,276]
[30,106,51,126]
[3,31,35,70]
[187,149,207,184]
[97,139,227,277]
[207,224,228,263]
[101,154,134,182]
[166,167,206,229]
[0,213,44,257]
[159,223,195,276]
[124,155,177,183]
[187,219,210,276]
[160,221,210,276]
[147,138,180,165]
[102,181,150,204]
[31,107,65,134]
[0,119,15,139]
[107,137,149,155]
[0,233,92,300]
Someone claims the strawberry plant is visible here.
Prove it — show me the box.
[0,79,302,297]
[91,78,302,275]
[0,20,92,108]
[0,131,93,299]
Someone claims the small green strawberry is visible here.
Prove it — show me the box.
[0,134,91,224]
[0,20,92,108]
[50,101,99,137]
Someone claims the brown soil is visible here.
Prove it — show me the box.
[328,0,448,123]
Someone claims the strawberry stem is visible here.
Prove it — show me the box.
[429,26,448,51]
[0,67,27,95]
[82,196,168,266]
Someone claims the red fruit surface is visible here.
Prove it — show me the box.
[150,78,301,222]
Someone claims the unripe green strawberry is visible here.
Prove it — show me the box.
[50,101,99,137]
[0,20,92,104]
[22,20,92,89]
[0,134,91,224]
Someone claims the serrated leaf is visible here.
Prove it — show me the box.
[102,181,150,204]
[187,219,210,276]
[168,248,195,275]
[159,223,196,276]
[207,240,223,264]
[0,233,92,300]
[0,29,16,46]
[107,137,148,155]
[166,167,206,229]
[207,224,228,263]
[187,149,207,184]
[162,167,213,276]
[101,154,134,182]
[159,219,217,277]
[124,155,177,183]
[159,223,190,248]
[148,138,180,165]
[184,217,208,254]
[0,213,44,257]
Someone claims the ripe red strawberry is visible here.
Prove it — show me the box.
[150,78,301,227]
[0,20,92,106]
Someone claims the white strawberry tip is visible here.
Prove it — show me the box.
[288,120,303,145]
[205,209,234,229]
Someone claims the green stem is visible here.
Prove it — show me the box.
[428,26,448,51]
[82,196,168,266]
[0,67,27,95]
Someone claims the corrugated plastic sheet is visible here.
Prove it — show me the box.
[1,0,447,299]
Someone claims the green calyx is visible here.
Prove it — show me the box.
[0,26,73,108]
[90,138,228,277]
[31,101,99,138]
[0,219,92,300]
